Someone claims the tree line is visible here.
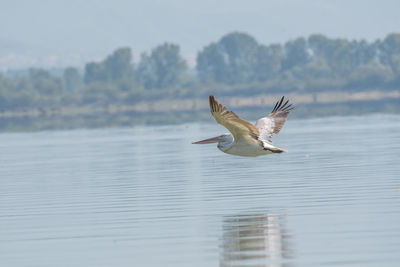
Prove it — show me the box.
[0,32,399,110]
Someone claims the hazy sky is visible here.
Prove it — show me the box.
[1,0,399,69]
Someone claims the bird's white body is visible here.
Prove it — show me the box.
[193,96,293,157]
[221,140,273,157]
[216,133,275,157]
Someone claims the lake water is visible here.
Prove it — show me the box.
[1,114,399,266]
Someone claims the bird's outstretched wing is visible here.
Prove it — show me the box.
[255,96,294,144]
[209,96,259,141]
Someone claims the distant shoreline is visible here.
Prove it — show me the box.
[0,89,399,132]
[0,89,399,119]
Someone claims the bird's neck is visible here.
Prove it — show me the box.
[217,135,234,151]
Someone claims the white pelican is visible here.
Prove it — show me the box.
[193,96,294,157]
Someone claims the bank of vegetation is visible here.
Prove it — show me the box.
[0,32,399,130]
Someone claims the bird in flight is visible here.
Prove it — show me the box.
[193,96,294,157]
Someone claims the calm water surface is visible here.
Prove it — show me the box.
[0,114,399,266]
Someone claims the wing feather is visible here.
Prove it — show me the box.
[209,96,259,141]
[255,96,294,144]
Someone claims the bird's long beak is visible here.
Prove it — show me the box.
[192,135,224,144]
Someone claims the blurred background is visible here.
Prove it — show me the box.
[0,0,399,130]
[1,1,400,267]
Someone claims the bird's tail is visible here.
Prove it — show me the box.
[263,143,287,153]
[270,147,287,153]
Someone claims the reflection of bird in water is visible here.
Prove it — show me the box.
[220,214,291,267]
[193,96,294,157]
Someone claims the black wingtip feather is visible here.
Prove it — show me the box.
[272,98,280,112]
[271,96,295,113]
[282,100,289,109]
[282,104,293,111]
[273,96,285,112]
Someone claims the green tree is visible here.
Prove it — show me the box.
[196,42,228,83]
[282,37,310,71]
[84,47,134,85]
[29,68,62,95]
[0,73,8,107]
[104,47,134,82]
[391,54,400,75]
[196,32,260,84]
[63,67,82,92]
[379,33,400,73]
[308,34,376,76]
[136,43,187,89]
[348,59,393,87]
[84,62,106,84]
[255,44,283,81]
